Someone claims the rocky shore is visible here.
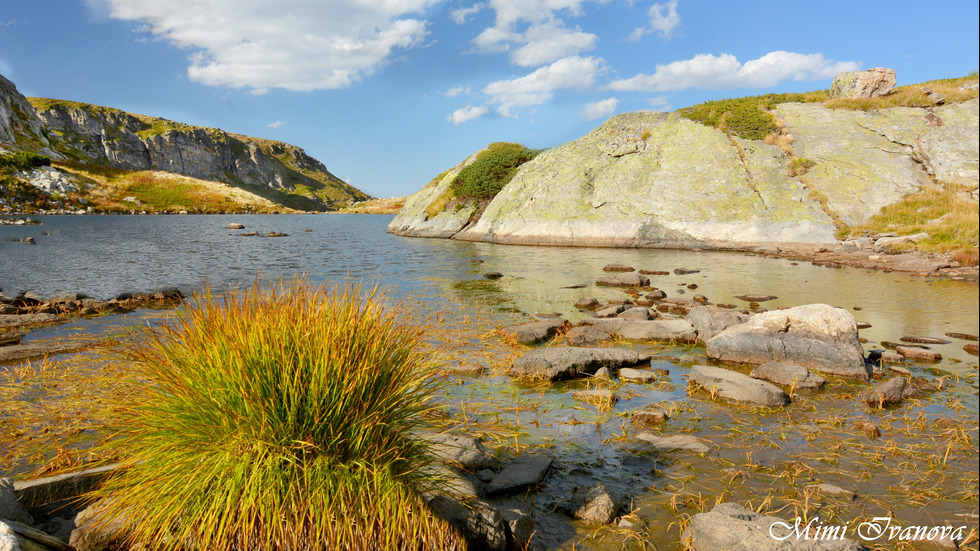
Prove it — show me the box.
[2,258,977,550]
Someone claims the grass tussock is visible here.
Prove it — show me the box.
[85,279,462,551]
[839,183,979,259]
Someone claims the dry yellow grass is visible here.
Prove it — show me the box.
[823,76,978,110]
[337,197,406,214]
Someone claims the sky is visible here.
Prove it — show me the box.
[1,1,978,198]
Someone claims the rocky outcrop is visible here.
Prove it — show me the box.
[27,99,368,210]
[390,95,978,248]
[705,304,870,379]
[830,68,897,99]
[1,73,369,211]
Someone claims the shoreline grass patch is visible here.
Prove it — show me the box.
[82,279,462,550]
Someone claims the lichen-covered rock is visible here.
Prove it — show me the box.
[451,112,839,247]
[705,304,870,379]
[683,502,865,550]
[689,365,789,407]
[387,149,482,237]
[685,305,749,343]
[510,347,650,380]
[830,67,896,98]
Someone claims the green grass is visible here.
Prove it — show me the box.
[82,279,462,550]
[679,93,815,140]
[838,182,979,260]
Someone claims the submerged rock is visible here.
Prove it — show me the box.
[582,318,697,343]
[750,361,826,390]
[561,484,621,525]
[635,433,710,453]
[683,502,865,550]
[485,455,553,497]
[427,433,497,471]
[596,272,649,287]
[705,304,870,379]
[689,365,789,407]
[509,347,650,381]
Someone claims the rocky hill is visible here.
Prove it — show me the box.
[1,73,369,212]
[390,76,979,253]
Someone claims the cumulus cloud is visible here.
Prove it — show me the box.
[509,21,597,67]
[582,97,618,120]
[607,51,861,92]
[451,3,485,24]
[448,104,489,124]
[445,85,471,97]
[267,120,284,128]
[484,55,601,117]
[95,0,441,91]
[648,0,679,39]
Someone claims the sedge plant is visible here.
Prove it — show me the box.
[81,278,463,551]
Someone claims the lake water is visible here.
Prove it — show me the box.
[2,214,979,549]
[2,213,978,364]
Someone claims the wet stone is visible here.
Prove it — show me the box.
[485,455,553,497]
[619,367,658,383]
[602,263,635,272]
[636,433,710,453]
[900,335,951,345]
[895,346,942,362]
[561,484,621,525]
[631,408,669,427]
[565,326,611,346]
[574,296,600,310]
[749,361,826,390]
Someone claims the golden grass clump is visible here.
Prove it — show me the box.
[83,279,463,551]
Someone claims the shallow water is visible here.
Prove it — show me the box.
[2,214,978,549]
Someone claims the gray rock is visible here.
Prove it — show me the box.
[705,304,870,379]
[862,377,910,407]
[565,326,611,346]
[1,520,61,551]
[635,433,710,453]
[0,314,60,329]
[574,296,600,310]
[485,455,553,497]
[750,361,826,390]
[509,347,650,381]
[593,367,611,379]
[631,408,669,427]
[428,496,508,551]
[0,478,33,525]
[427,433,497,471]
[873,232,929,253]
[619,367,658,383]
[683,502,865,550]
[596,272,649,287]
[12,464,119,509]
[503,318,568,345]
[582,318,697,343]
[617,306,652,320]
[689,365,789,407]
[225,223,245,229]
[69,500,131,551]
[602,263,635,272]
[562,484,620,525]
[594,305,626,318]
[500,508,534,549]
[830,67,896,99]
[895,346,942,362]
[685,305,749,343]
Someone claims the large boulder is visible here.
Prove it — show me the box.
[685,305,749,343]
[683,502,865,550]
[750,361,826,390]
[705,304,870,379]
[689,365,789,407]
[509,347,650,380]
[830,67,896,99]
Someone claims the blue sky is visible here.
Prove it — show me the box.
[1,1,978,198]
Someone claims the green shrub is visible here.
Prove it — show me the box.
[450,142,541,201]
[679,93,808,140]
[0,151,51,170]
[85,279,462,550]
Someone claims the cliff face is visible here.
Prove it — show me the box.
[390,99,979,248]
[0,72,369,211]
[29,99,368,210]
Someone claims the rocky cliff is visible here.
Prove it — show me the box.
[391,96,978,249]
[0,73,369,211]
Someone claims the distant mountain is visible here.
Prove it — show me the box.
[1,73,369,212]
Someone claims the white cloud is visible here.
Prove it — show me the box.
[451,3,485,24]
[607,51,861,92]
[445,85,471,97]
[484,55,601,117]
[509,21,597,67]
[96,0,441,91]
[582,97,618,120]
[448,104,489,124]
[267,120,284,128]
[625,27,646,42]
[648,0,679,39]
[647,95,671,111]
